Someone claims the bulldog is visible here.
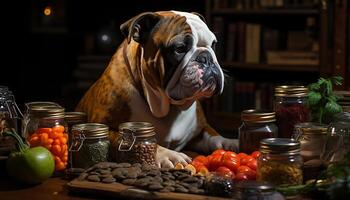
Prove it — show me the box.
[76,11,238,167]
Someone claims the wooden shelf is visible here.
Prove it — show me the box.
[221,62,320,72]
[211,8,319,16]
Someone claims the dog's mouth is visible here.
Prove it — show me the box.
[166,52,223,104]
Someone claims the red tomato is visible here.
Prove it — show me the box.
[193,155,209,167]
[235,173,249,181]
[211,149,226,156]
[240,155,254,166]
[222,157,240,173]
[231,173,236,180]
[237,152,248,159]
[222,151,238,161]
[208,154,223,171]
[237,166,252,173]
[237,166,256,180]
[247,159,257,171]
[215,166,233,177]
[251,151,261,159]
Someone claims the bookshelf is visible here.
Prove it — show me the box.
[204,0,350,136]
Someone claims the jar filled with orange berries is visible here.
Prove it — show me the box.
[25,105,68,173]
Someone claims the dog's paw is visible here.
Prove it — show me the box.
[156,145,192,168]
[208,135,239,152]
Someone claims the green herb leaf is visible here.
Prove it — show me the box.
[308,91,322,106]
[332,76,344,86]
[309,83,320,91]
[307,76,344,124]
[325,101,342,114]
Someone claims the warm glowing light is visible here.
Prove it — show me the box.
[44,6,52,16]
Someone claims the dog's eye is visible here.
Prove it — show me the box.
[211,41,217,51]
[174,44,187,54]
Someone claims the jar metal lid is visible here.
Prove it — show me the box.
[28,105,65,118]
[275,85,308,97]
[65,112,87,124]
[295,122,328,135]
[72,123,109,139]
[235,180,275,193]
[260,138,300,155]
[119,122,155,137]
[241,109,276,123]
[25,101,61,110]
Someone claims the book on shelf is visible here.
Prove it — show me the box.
[245,23,261,63]
[225,23,237,62]
[212,16,225,61]
[266,51,319,65]
[237,22,246,62]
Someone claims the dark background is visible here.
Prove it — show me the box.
[1,0,205,112]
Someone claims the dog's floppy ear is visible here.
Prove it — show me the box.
[120,12,161,44]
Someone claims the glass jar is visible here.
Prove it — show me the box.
[25,105,68,172]
[293,122,327,162]
[116,122,157,166]
[257,138,303,187]
[0,87,22,156]
[22,101,61,137]
[239,109,278,154]
[70,123,110,169]
[321,112,350,165]
[274,85,310,138]
[65,112,87,144]
[233,180,285,200]
[65,112,87,170]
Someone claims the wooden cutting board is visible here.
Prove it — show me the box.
[67,179,231,200]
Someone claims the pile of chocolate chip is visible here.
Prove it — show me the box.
[78,162,206,194]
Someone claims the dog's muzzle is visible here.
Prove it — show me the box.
[166,48,224,105]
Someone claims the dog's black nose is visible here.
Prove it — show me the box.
[196,51,211,64]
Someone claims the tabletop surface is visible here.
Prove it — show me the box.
[0,176,118,200]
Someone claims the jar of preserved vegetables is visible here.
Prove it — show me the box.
[25,105,68,172]
[70,123,110,169]
[0,87,22,156]
[274,85,310,138]
[233,180,285,200]
[22,101,61,137]
[116,122,157,166]
[257,138,303,187]
[238,109,278,154]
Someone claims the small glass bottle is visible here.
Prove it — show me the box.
[116,122,157,166]
[233,180,285,200]
[257,138,303,187]
[238,109,278,154]
[25,105,69,172]
[274,85,310,138]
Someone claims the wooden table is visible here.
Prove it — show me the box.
[0,176,116,200]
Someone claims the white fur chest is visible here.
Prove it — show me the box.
[128,89,201,151]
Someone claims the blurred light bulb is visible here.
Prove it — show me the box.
[44,6,52,16]
[101,34,109,42]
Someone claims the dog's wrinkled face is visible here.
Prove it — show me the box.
[121,11,224,117]
[162,11,224,106]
